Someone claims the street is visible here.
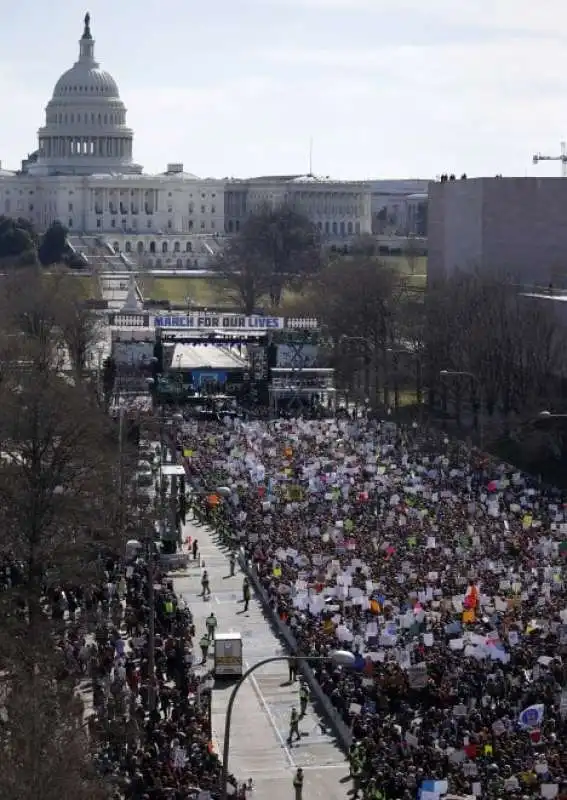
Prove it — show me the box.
[171,517,353,800]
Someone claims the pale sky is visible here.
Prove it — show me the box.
[2,0,567,180]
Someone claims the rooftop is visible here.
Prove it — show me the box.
[228,173,370,186]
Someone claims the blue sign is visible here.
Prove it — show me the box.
[155,314,284,330]
[518,704,544,728]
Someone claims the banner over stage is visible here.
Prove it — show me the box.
[154,315,284,330]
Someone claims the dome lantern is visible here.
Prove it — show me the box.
[27,12,142,176]
[79,11,95,63]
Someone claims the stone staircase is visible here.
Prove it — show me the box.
[68,235,145,311]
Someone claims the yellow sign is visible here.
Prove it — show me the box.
[216,655,241,665]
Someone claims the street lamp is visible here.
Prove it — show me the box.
[220,650,356,800]
[439,369,484,450]
[539,410,567,419]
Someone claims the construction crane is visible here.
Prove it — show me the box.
[532,140,567,176]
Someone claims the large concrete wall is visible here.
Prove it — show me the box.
[428,179,483,285]
[428,178,567,288]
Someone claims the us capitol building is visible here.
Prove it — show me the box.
[0,14,372,268]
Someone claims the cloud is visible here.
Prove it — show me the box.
[126,76,274,116]
[399,0,567,36]
[262,38,566,99]
[257,0,375,7]
[259,0,567,34]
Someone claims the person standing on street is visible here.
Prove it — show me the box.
[206,611,217,641]
[242,577,250,612]
[192,539,199,562]
[287,706,301,746]
[293,767,304,800]
[299,681,309,717]
[229,551,236,577]
[199,632,210,664]
[201,569,210,600]
[288,655,298,683]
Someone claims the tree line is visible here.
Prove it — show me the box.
[0,216,71,267]
[0,266,144,798]
[216,203,566,458]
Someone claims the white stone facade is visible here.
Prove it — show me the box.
[0,14,373,260]
[368,179,430,236]
[225,175,372,240]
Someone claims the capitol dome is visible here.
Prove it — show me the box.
[52,65,120,99]
[29,13,142,177]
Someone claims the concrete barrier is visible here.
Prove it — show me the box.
[238,552,353,752]
[169,433,353,752]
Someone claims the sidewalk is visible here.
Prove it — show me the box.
[169,516,352,800]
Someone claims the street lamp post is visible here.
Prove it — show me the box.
[220,650,356,800]
[539,411,567,420]
[440,369,484,451]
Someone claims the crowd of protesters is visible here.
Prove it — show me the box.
[183,415,567,800]
[50,548,242,798]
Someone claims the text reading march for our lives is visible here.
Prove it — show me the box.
[154,315,284,330]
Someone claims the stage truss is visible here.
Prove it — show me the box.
[157,318,333,412]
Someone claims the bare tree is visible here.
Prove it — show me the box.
[0,271,143,797]
[404,234,420,275]
[58,282,104,375]
[0,665,107,800]
[212,204,321,310]
[211,236,271,314]
[313,258,402,406]
[0,270,136,655]
[426,269,564,437]
[348,233,379,258]
[0,268,103,376]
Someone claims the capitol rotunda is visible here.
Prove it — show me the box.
[29,13,142,176]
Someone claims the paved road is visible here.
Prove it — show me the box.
[170,518,352,800]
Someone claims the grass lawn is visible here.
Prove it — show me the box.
[136,255,428,306]
[140,276,232,306]
[384,254,427,276]
[71,274,101,299]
